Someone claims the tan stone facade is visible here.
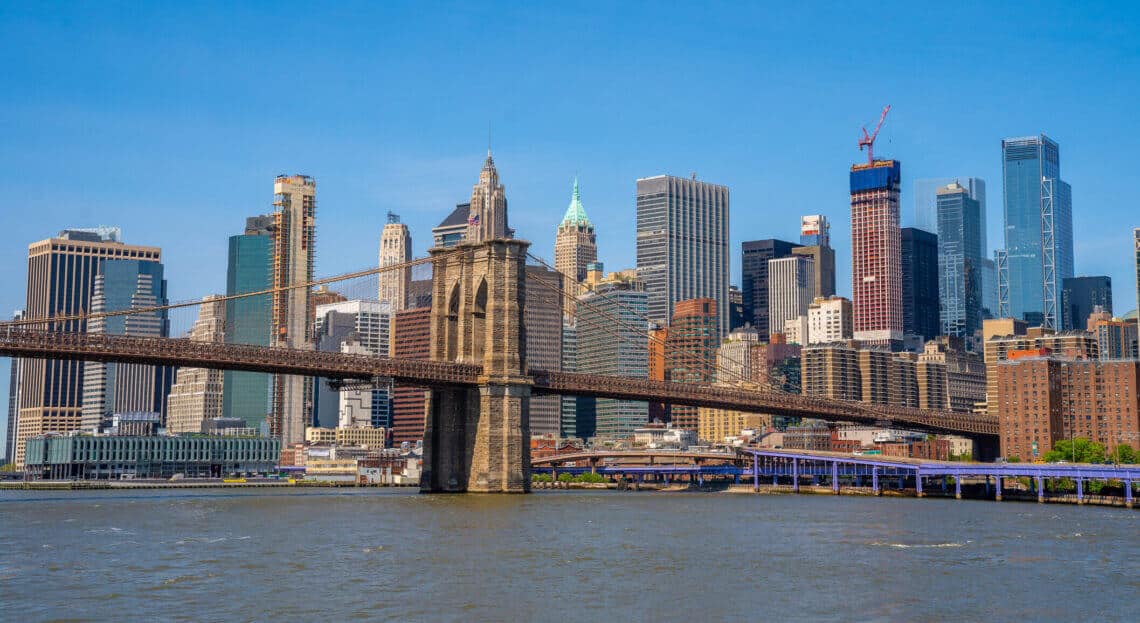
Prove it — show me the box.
[166,296,226,434]
[422,154,531,493]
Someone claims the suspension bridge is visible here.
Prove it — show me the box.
[0,155,1000,493]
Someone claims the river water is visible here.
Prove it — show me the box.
[0,489,1136,622]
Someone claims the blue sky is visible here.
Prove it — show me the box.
[2,2,1139,450]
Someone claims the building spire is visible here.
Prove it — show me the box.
[561,177,590,226]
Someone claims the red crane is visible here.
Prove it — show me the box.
[858,105,891,164]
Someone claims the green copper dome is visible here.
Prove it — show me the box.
[561,177,591,226]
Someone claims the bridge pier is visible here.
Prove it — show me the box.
[916,473,924,497]
[831,461,839,494]
[872,467,880,496]
[955,476,962,499]
[1125,480,1133,509]
[421,237,532,494]
[1036,476,1045,503]
[1076,476,1084,504]
[792,458,799,493]
[994,476,1002,501]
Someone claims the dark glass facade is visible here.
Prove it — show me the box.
[1061,276,1112,330]
[223,233,273,430]
[1000,135,1074,328]
[901,227,940,341]
[936,184,985,342]
[741,239,797,340]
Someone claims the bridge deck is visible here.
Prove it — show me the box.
[0,328,998,437]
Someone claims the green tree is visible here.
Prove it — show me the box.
[1043,438,1106,464]
[1110,445,1137,464]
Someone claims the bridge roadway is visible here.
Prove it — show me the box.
[0,328,997,438]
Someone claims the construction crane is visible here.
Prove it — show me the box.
[858,104,891,164]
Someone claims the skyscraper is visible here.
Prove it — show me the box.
[998,134,1074,329]
[914,177,986,239]
[390,305,431,444]
[1061,276,1112,331]
[378,212,412,311]
[850,159,903,346]
[271,174,317,444]
[313,300,393,429]
[5,311,23,464]
[554,178,597,284]
[636,175,729,336]
[665,298,718,431]
[767,256,815,341]
[1135,228,1140,334]
[936,182,985,343]
[577,277,649,439]
[223,215,273,432]
[901,227,940,342]
[166,296,226,434]
[80,258,172,432]
[525,265,564,436]
[15,229,161,465]
[741,239,797,339]
[799,215,831,247]
[466,151,510,243]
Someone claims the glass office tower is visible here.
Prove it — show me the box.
[223,217,274,432]
[999,135,1074,329]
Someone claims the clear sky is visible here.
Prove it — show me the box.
[2,2,1139,451]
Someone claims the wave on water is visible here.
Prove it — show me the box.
[870,540,972,549]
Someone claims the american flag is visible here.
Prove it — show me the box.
[467,213,480,226]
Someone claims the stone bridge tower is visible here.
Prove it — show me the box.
[422,152,532,493]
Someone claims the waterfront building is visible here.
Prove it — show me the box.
[741,239,797,340]
[525,265,565,436]
[807,296,853,345]
[22,435,280,480]
[15,229,160,466]
[378,212,412,312]
[554,178,597,284]
[901,227,940,342]
[166,296,227,434]
[997,134,1074,329]
[577,277,649,439]
[996,355,1140,461]
[636,174,729,336]
[390,305,431,444]
[1061,276,1112,331]
[697,385,769,444]
[983,321,1099,416]
[665,298,719,431]
[850,159,903,347]
[936,182,986,345]
[270,174,317,444]
[80,257,171,433]
[768,256,815,345]
[223,215,274,432]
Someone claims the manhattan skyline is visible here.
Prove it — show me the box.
[3,2,1140,441]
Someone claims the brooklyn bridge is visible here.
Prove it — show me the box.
[0,156,1000,494]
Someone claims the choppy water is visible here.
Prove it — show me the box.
[0,489,1136,622]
